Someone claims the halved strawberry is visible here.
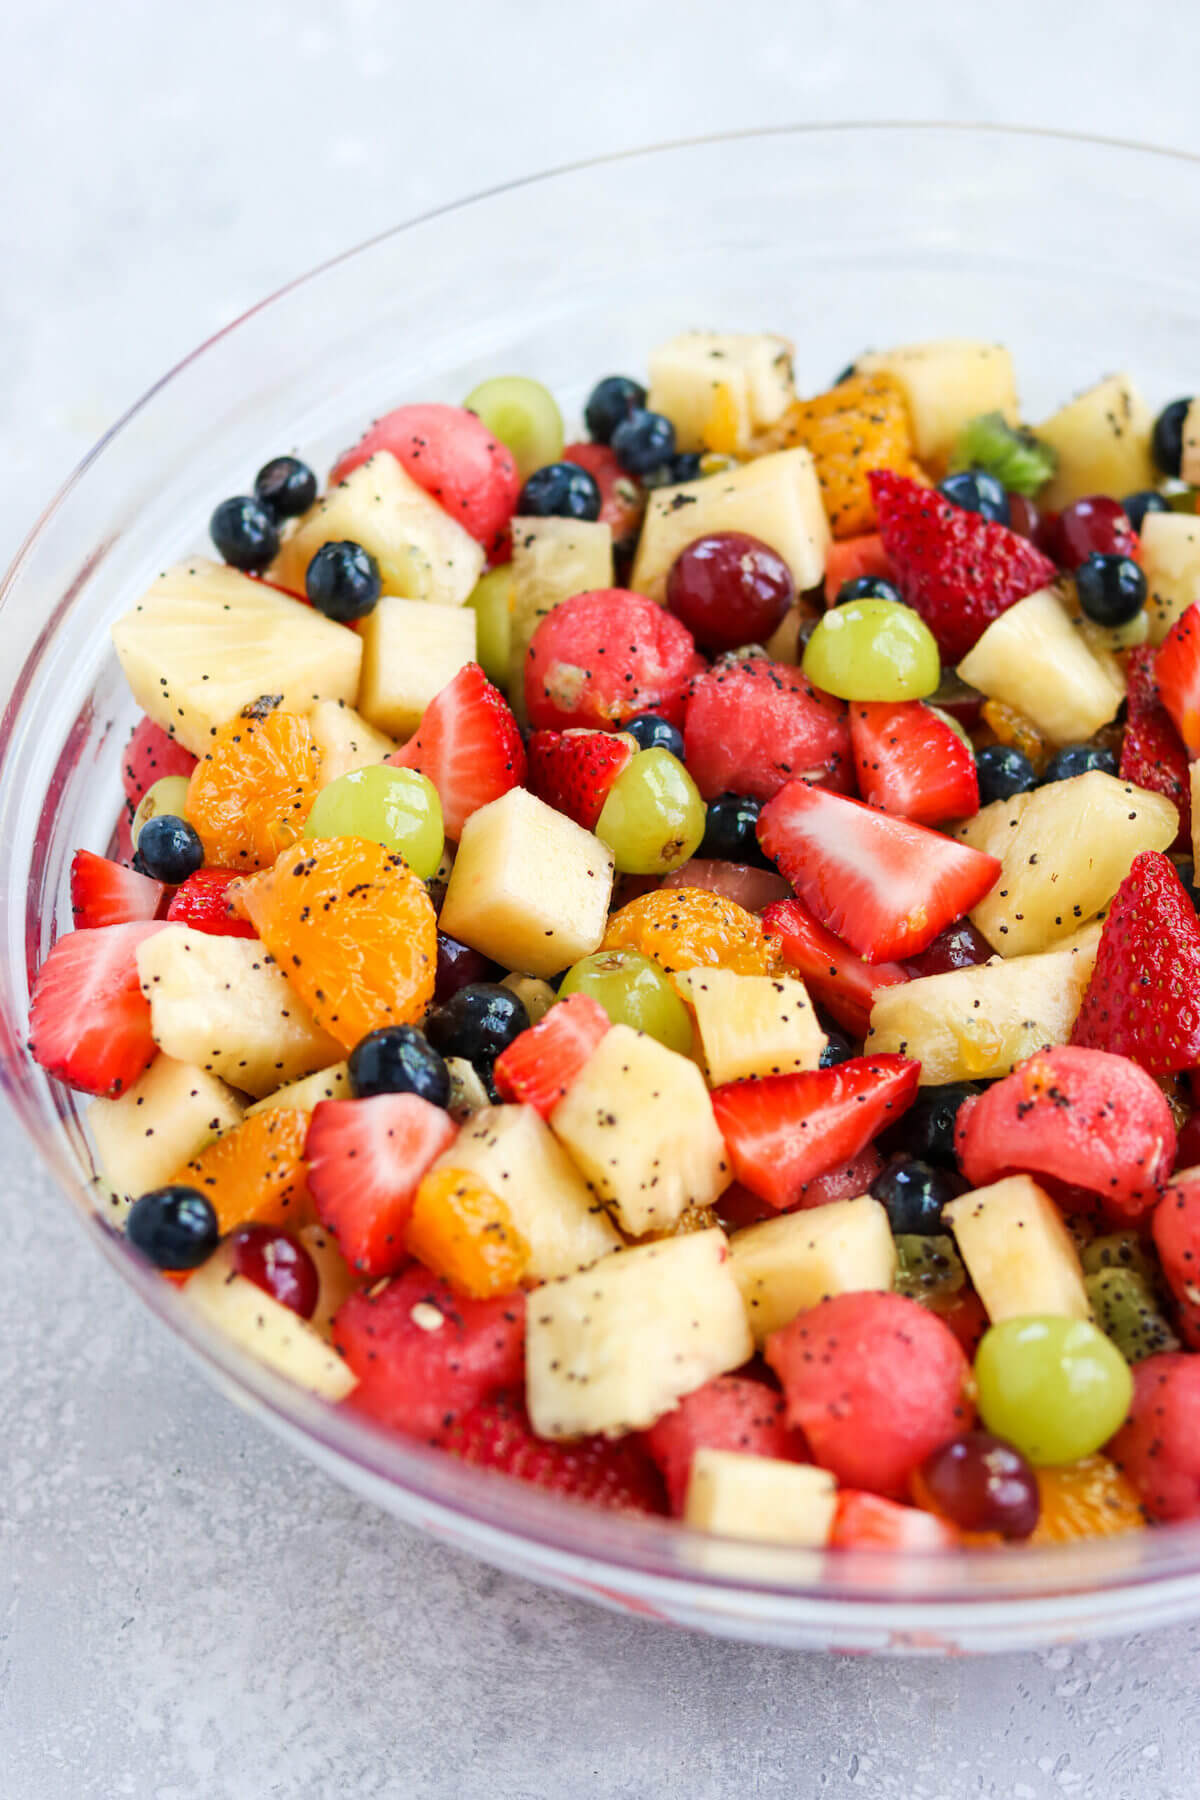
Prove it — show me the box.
[642,1375,806,1515]
[525,729,633,831]
[1119,707,1191,851]
[849,700,979,825]
[762,896,907,1038]
[870,469,1057,664]
[443,1392,665,1512]
[562,442,644,546]
[716,1146,885,1229]
[305,1094,458,1276]
[492,992,610,1117]
[710,1054,920,1210]
[28,920,164,1097]
[329,404,521,558]
[683,657,851,803]
[121,714,197,808]
[1124,643,1162,718]
[1151,1179,1200,1350]
[165,867,258,939]
[823,532,893,608]
[1071,853,1200,1074]
[388,662,526,840]
[1154,602,1200,756]
[830,1489,959,1550]
[70,849,164,929]
[757,782,1001,964]
[524,589,699,731]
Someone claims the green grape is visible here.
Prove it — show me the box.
[973,1315,1133,1466]
[132,775,192,847]
[559,948,692,1054]
[801,599,940,701]
[463,376,564,480]
[594,748,705,875]
[303,765,444,878]
[467,566,514,688]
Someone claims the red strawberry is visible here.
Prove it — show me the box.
[1124,643,1162,718]
[830,1489,959,1550]
[849,700,979,825]
[1152,1179,1200,1350]
[333,1267,525,1443]
[682,657,851,803]
[1071,853,1200,1074]
[492,992,610,1117]
[121,715,197,809]
[525,729,633,830]
[306,1095,458,1276]
[70,849,164,929]
[443,1393,665,1513]
[956,1044,1176,1222]
[717,1146,884,1229]
[762,896,907,1038]
[329,404,521,557]
[757,781,1001,964]
[562,442,644,545]
[870,469,1057,663]
[1107,1352,1200,1521]
[823,532,894,608]
[165,867,258,939]
[28,920,164,1097]
[524,589,699,731]
[642,1376,807,1515]
[1154,602,1200,756]
[711,1055,920,1210]
[388,662,526,840]
[1119,708,1191,851]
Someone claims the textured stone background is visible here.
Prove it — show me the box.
[4,3,1200,1795]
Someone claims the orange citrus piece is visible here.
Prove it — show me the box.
[1029,1456,1145,1545]
[231,837,437,1050]
[761,372,924,539]
[185,701,321,870]
[603,887,776,979]
[978,699,1051,774]
[406,1166,530,1299]
[178,1108,310,1237]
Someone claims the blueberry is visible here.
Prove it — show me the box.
[348,1024,450,1106]
[870,1156,956,1234]
[423,982,529,1074]
[584,375,647,446]
[835,574,904,607]
[210,496,280,572]
[133,813,203,884]
[611,408,676,476]
[624,713,685,757]
[975,744,1038,805]
[1075,553,1147,627]
[1042,743,1117,784]
[1123,489,1170,533]
[879,1081,980,1168]
[517,461,601,522]
[644,451,704,490]
[126,1185,218,1271]
[819,1025,858,1068]
[306,540,381,622]
[938,469,1011,527]
[254,455,318,520]
[832,362,857,385]
[700,792,763,864]
[1152,398,1192,477]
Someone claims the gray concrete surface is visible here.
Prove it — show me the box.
[5,2,1200,1795]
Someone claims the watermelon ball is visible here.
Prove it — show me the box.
[666,531,795,653]
[517,462,601,523]
[1109,1352,1200,1520]
[524,588,699,731]
[329,403,521,557]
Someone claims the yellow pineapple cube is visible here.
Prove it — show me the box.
[306,699,395,786]
[88,1056,244,1209]
[356,595,476,738]
[1036,374,1156,510]
[185,1240,357,1400]
[943,1175,1091,1323]
[684,1450,836,1546]
[675,968,825,1085]
[730,1194,896,1343]
[1142,513,1200,643]
[957,588,1124,746]
[245,1062,351,1117]
[856,339,1018,469]
[508,516,614,713]
[646,331,795,453]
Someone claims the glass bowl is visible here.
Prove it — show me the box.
[4,124,1199,1655]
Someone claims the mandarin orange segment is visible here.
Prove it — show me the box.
[1029,1456,1144,1545]
[178,1108,310,1237]
[185,701,322,870]
[230,836,437,1050]
[602,887,774,979]
[978,699,1051,774]
[761,372,924,539]
[406,1166,530,1299]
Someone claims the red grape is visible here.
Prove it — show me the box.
[666,531,794,652]
[231,1225,319,1319]
[904,918,994,978]
[920,1430,1040,1538]
[1050,496,1138,568]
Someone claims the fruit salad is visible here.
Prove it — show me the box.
[30,334,1200,1553]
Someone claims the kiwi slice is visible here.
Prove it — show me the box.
[1086,1267,1179,1364]
[1081,1231,1162,1292]
[947,412,1057,497]
[893,1233,966,1307]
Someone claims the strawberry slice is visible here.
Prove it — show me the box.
[524,589,700,731]
[442,1392,665,1512]
[831,1489,959,1550]
[1120,704,1192,852]
[823,532,894,608]
[121,714,197,808]
[28,920,164,1097]
[849,700,979,825]
[562,442,644,545]
[70,849,164,929]
[525,729,633,830]
[1071,852,1200,1074]
[388,662,526,840]
[762,895,907,1037]
[1154,602,1200,756]
[757,781,1001,964]
[1124,643,1162,718]
[683,657,851,803]
[492,993,610,1117]
[870,469,1057,664]
[165,867,258,939]
[642,1375,806,1515]
[710,1054,920,1210]
[306,1094,458,1276]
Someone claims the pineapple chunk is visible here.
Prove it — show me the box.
[245,1061,351,1117]
[298,1223,362,1340]
[88,1056,244,1209]
[509,516,614,702]
[136,926,342,1098]
[953,771,1176,957]
[684,1449,836,1545]
[306,699,395,786]
[866,936,1099,1085]
[356,595,476,738]
[675,968,826,1085]
[435,1103,620,1278]
[1036,374,1156,510]
[631,450,829,602]
[526,1229,752,1437]
[646,331,795,453]
[269,453,484,607]
[446,1056,491,1121]
[1183,400,1200,486]
[957,588,1124,746]
[943,1175,1090,1324]
[439,787,614,978]
[111,561,362,757]
[184,1241,357,1400]
[551,1024,729,1235]
[730,1194,896,1344]
[856,339,1018,469]
[1142,513,1200,643]
[500,973,557,1024]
